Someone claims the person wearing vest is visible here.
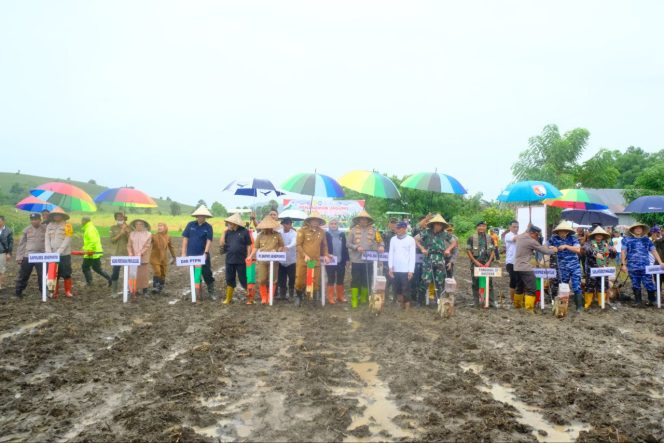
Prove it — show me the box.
[81,217,112,288]
[295,212,330,307]
[621,223,664,306]
[346,210,384,308]
[248,216,285,305]
[466,221,496,307]
[548,221,583,312]
[583,226,613,310]
[415,214,455,305]
[325,218,350,304]
[45,209,74,298]
[220,213,253,305]
[14,213,46,298]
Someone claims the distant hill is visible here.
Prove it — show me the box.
[0,172,194,214]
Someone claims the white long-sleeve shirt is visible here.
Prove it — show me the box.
[388,235,416,273]
[280,229,297,266]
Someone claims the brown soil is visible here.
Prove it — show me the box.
[1,237,663,442]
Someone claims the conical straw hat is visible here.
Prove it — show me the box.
[191,205,213,218]
[352,210,374,225]
[589,226,610,240]
[225,213,244,226]
[256,216,280,230]
[47,208,70,221]
[304,211,326,225]
[426,214,448,228]
[553,221,575,234]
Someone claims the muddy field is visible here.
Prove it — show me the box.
[1,236,664,442]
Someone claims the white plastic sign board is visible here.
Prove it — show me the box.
[111,256,141,266]
[646,265,664,274]
[28,253,60,263]
[473,267,502,278]
[590,267,616,277]
[533,268,557,279]
[323,255,338,266]
[256,251,287,262]
[176,255,206,266]
[517,206,547,241]
[362,251,389,262]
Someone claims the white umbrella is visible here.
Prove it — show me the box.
[278,209,308,220]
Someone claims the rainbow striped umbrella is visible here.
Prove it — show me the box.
[281,172,344,198]
[15,196,63,213]
[543,188,609,210]
[401,171,467,195]
[30,182,97,212]
[338,170,401,199]
[94,187,158,208]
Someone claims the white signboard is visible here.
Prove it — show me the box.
[473,267,502,278]
[323,255,338,266]
[533,268,557,279]
[646,265,664,275]
[517,206,547,241]
[28,253,60,263]
[590,267,616,277]
[111,256,141,266]
[176,255,207,266]
[362,251,389,262]
[256,251,287,262]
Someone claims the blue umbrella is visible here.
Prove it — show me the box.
[497,180,562,203]
[561,209,619,226]
[223,179,284,197]
[624,195,664,213]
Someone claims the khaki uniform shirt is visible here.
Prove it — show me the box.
[255,231,284,252]
[16,224,46,261]
[45,221,73,256]
[297,225,328,263]
[110,224,131,256]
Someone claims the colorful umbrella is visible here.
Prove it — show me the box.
[543,188,608,210]
[624,195,664,213]
[401,171,467,195]
[281,172,344,198]
[15,196,63,213]
[223,179,284,197]
[338,170,401,199]
[497,180,562,203]
[30,182,97,212]
[94,187,157,208]
[561,209,619,226]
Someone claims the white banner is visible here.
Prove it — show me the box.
[473,267,502,277]
[590,267,616,277]
[28,253,60,263]
[256,251,287,262]
[362,251,389,262]
[111,256,141,266]
[176,255,207,266]
[533,268,557,279]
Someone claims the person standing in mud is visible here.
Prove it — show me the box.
[415,214,455,305]
[295,212,330,307]
[583,226,613,309]
[44,209,74,298]
[247,216,285,305]
[409,214,430,305]
[81,217,112,288]
[127,219,152,298]
[548,222,583,312]
[621,223,664,306]
[277,217,297,301]
[503,220,519,305]
[325,218,350,305]
[382,218,398,302]
[514,226,557,311]
[150,223,176,294]
[182,205,215,300]
[445,223,459,278]
[0,215,13,292]
[220,213,253,304]
[14,213,46,298]
[109,212,131,296]
[466,221,496,307]
[389,221,416,309]
[347,210,384,308]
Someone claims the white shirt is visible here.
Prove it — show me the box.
[280,228,297,266]
[388,235,416,273]
[505,231,517,265]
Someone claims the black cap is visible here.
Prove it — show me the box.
[281,217,293,225]
[30,213,41,220]
[476,220,487,227]
[389,218,398,223]
[528,225,542,233]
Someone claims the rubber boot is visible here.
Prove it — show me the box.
[246,286,255,304]
[351,288,359,308]
[360,287,368,305]
[295,290,304,307]
[513,294,524,309]
[207,282,217,301]
[111,280,119,297]
[157,277,165,294]
[336,285,347,303]
[53,281,60,299]
[584,292,593,310]
[326,286,336,305]
[223,286,234,304]
[575,293,584,312]
[151,277,160,294]
[259,285,269,305]
[64,278,73,298]
[633,288,643,306]
[647,290,656,306]
[524,294,536,312]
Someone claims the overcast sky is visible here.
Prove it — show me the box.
[1,1,663,209]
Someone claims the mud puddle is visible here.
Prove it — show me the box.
[461,362,591,442]
[0,318,48,340]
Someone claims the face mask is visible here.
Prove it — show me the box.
[117,220,125,225]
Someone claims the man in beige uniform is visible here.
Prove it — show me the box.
[295,212,330,306]
[248,216,285,304]
[45,209,74,298]
[15,213,47,297]
[514,225,557,311]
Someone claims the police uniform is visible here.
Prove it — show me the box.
[45,210,74,297]
[14,215,46,297]
[346,210,383,307]
[254,217,284,304]
[295,213,329,305]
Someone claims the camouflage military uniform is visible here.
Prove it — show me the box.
[466,232,495,305]
[419,228,451,299]
[583,238,611,293]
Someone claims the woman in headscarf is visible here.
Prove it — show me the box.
[128,219,152,298]
[150,222,176,294]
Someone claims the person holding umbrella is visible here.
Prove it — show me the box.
[127,219,152,297]
[347,210,384,308]
[548,222,583,312]
[466,221,496,307]
[14,213,46,298]
[81,217,112,288]
[295,212,330,307]
[182,205,216,300]
[415,215,455,305]
[220,213,253,304]
[621,223,664,306]
[109,212,131,296]
[248,216,285,304]
[45,209,74,298]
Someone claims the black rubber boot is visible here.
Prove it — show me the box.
[575,293,584,312]
[647,290,656,306]
[633,288,643,306]
[208,282,217,301]
[151,277,160,294]
[295,290,304,307]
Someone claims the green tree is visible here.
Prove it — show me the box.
[512,124,590,189]
[614,146,654,188]
[170,201,182,216]
[577,149,620,188]
[197,199,207,208]
[211,201,228,217]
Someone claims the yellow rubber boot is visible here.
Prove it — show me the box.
[524,295,536,312]
[513,294,524,309]
[223,287,234,304]
[584,292,593,310]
